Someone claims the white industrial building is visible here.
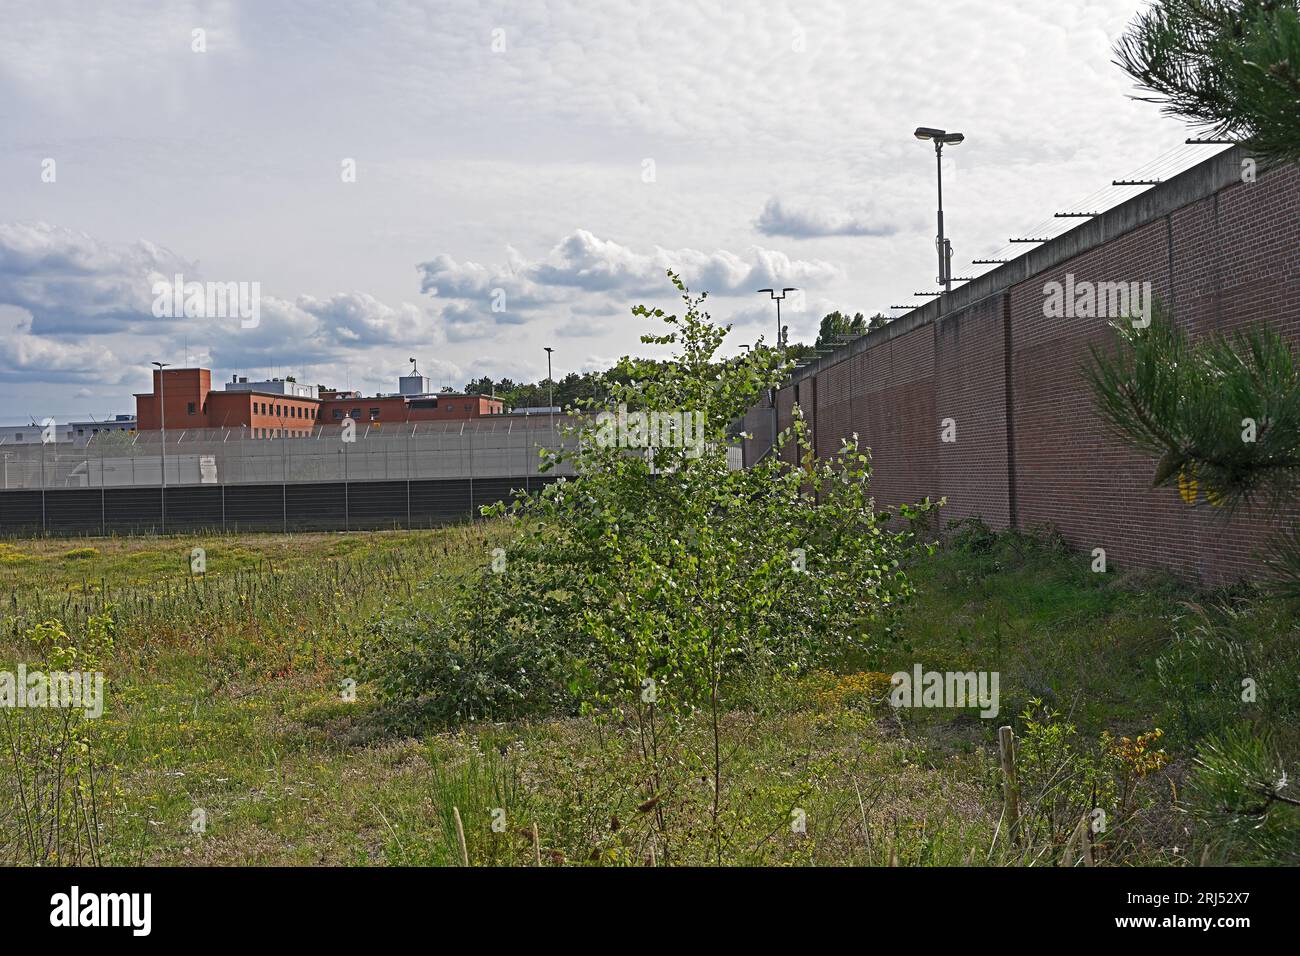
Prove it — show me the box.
[69,415,137,445]
[0,414,136,449]
[224,376,320,399]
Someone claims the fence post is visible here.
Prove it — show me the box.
[998,725,1021,846]
[100,437,106,535]
[40,441,46,534]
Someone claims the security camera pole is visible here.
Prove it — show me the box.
[914,127,965,293]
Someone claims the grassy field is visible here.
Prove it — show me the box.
[1,522,1295,866]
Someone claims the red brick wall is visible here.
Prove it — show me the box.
[135,368,211,430]
[775,385,797,465]
[803,322,938,510]
[1008,217,1188,573]
[768,160,1300,585]
[742,402,773,465]
[935,295,1010,526]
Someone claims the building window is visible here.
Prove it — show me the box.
[333,409,343,420]
[350,408,361,419]
[187,402,196,415]
[369,408,381,420]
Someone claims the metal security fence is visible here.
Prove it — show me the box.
[0,418,578,535]
[0,476,564,535]
[0,418,576,490]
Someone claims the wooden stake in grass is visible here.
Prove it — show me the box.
[998,725,1021,846]
[531,821,541,867]
[452,806,469,866]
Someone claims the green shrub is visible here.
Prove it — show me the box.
[364,273,938,863]
[947,517,997,555]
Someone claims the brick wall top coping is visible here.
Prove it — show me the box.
[782,145,1254,388]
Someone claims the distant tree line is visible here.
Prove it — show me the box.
[464,370,628,410]
[814,310,892,351]
[464,311,889,409]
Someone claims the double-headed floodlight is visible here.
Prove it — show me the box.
[756,287,797,347]
[914,126,965,293]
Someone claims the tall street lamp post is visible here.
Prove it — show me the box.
[755,288,795,458]
[914,126,965,294]
[756,287,797,349]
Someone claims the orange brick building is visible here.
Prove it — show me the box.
[316,391,504,426]
[135,368,503,436]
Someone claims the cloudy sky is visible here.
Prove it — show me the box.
[0,0,1195,423]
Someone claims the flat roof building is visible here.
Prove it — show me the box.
[224,376,319,400]
[69,415,136,446]
[135,368,505,436]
